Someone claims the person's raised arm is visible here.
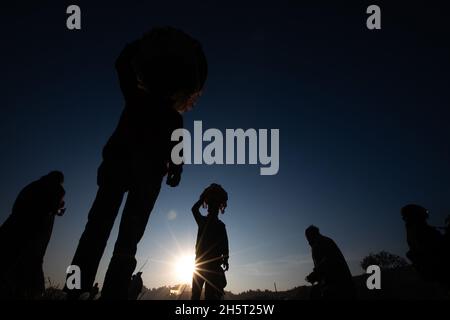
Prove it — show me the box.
[191,198,204,225]
[115,40,141,102]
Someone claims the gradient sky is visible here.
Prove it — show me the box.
[1,1,449,293]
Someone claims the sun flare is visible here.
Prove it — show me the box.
[174,254,196,284]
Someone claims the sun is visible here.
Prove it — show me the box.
[174,254,196,284]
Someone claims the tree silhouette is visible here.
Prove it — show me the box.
[360,251,409,271]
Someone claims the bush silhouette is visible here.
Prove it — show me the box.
[361,251,408,271]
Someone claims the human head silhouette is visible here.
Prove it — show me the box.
[305,225,320,246]
[401,204,429,225]
[42,170,64,185]
[132,26,208,113]
[200,183,228,216]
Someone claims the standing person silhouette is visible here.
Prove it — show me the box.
[65,27,208,299]
[191,184,229,300]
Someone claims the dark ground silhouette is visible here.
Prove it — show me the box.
[46,265,444,300]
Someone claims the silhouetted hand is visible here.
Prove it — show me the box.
[305,272,317,284]
[166,170,181,187]
[222,262,229,272]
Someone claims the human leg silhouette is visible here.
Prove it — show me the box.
[191,271,205,300]
[101,178,162,299]
[205,280,222,300]
[204,268,224,300]
[65,185,126,298]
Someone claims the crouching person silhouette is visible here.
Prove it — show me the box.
[0,171,66,299]
[305,226,355,300]
[191,184,229,300]
[65,27,208,299]
[401,204,450,288]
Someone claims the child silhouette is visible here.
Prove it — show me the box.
[191,183,229,300]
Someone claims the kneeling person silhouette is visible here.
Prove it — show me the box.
[305,225,355,300]
[0,171,65,299]
[401,204,450,289]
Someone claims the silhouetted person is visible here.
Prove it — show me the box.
[65,27,207,300]
[0,171,65,299]
[191,184,229,300]
[445,215,450,254]
[88,283,99,300]
[401,204,450,288]
[305,226,355,300]
[128,272,143,300]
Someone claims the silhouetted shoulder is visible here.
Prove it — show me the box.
[319,235,336,247]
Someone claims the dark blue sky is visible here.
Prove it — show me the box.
[1,1,449,292]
